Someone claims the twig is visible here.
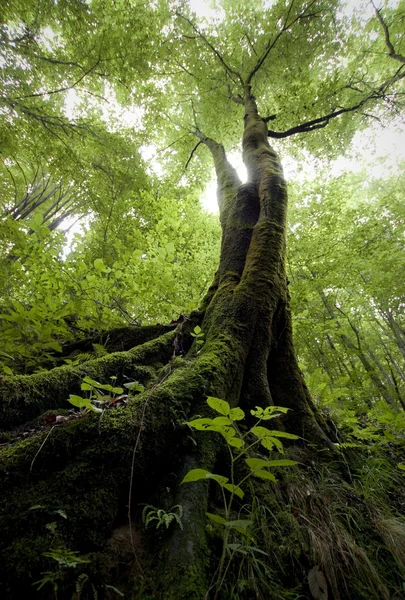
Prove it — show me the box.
[30,426,56,472]
[184,141,202,170]
[371,0,405,65]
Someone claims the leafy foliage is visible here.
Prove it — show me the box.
[183,397,298,597]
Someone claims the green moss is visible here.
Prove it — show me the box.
[0,330,175,429]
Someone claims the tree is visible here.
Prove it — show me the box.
[1,1,405,599]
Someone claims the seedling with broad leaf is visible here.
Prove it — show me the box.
[182,396,298,599]
[67,375,144,414]
[190,325,205,350]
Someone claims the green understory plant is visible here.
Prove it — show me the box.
[182,397,298,599]
[34,548,90,599]
[67,375,144,414]
[142,504,183,531]
[190,325,205,351]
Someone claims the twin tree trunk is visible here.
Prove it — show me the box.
[197,88,329,441]
[0,90,332,599]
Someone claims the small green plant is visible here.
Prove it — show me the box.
[68,375,123,413]
[142,504,183,531]
[33,549,90,599]
[190,325,204,349]
[123,380,145,393]
[43,548,91,568]
[72,573,124,599]
[34,569,62,597]
[67,375,144,413]
[182,397,298,599]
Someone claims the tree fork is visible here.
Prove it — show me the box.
[198,88,333,445]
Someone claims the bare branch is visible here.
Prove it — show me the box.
[267,101,364,138]
[14,60,101,100]
[184,141,202,170]
[175,12,244,87]
[371,0,405,64]
[2,98,92,136]
[244,31,258,56]
[267,67,405,139]
[247,0,320,84]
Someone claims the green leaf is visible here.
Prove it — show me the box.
[267,430,299,440]
[227,543,244,551]
[227,437,244,449]
[252,470,277,481]
[251,426,273,438]
[229,407,245,421]
[246,458,297,469]
[94,258,105,271]
[47,341,62,353]
[211,416,232,426]
[206,512,226,525]
[187,418,213,430]
[223,483,244,498]
[207,474,229,486]
[261,437,284,453]
[224,519,253,529]
[68,395,102,413]
[181,469,212,484]
[207,396,230,416]
[124,381,144,392]
[245,458,272,470]
[269,406,290,414]
[110,386,124,394]
[82,376,102,387]
[68,394,88,408]
[82,376,123,394]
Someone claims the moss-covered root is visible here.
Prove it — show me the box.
[0,389,183,598]
[156,451,213,600]
[58,323,174,359]
[0,330,176,430]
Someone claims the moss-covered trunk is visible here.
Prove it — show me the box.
[198,88,331,443]
[1,90,404,600]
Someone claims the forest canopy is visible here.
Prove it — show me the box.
[1,0,405,599]
[1,0,404,426]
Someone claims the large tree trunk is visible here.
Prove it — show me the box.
[1,91,404,600]
[196,89,332,442]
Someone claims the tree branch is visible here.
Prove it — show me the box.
[267,65,405,139]
[175,12,244,87]
[184,141,202,170]
[371,0,405,65]
[14,60,101,100]
[247,0,319,84]
[267,101,366,138]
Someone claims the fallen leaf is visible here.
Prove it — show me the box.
[308,565,328,600]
